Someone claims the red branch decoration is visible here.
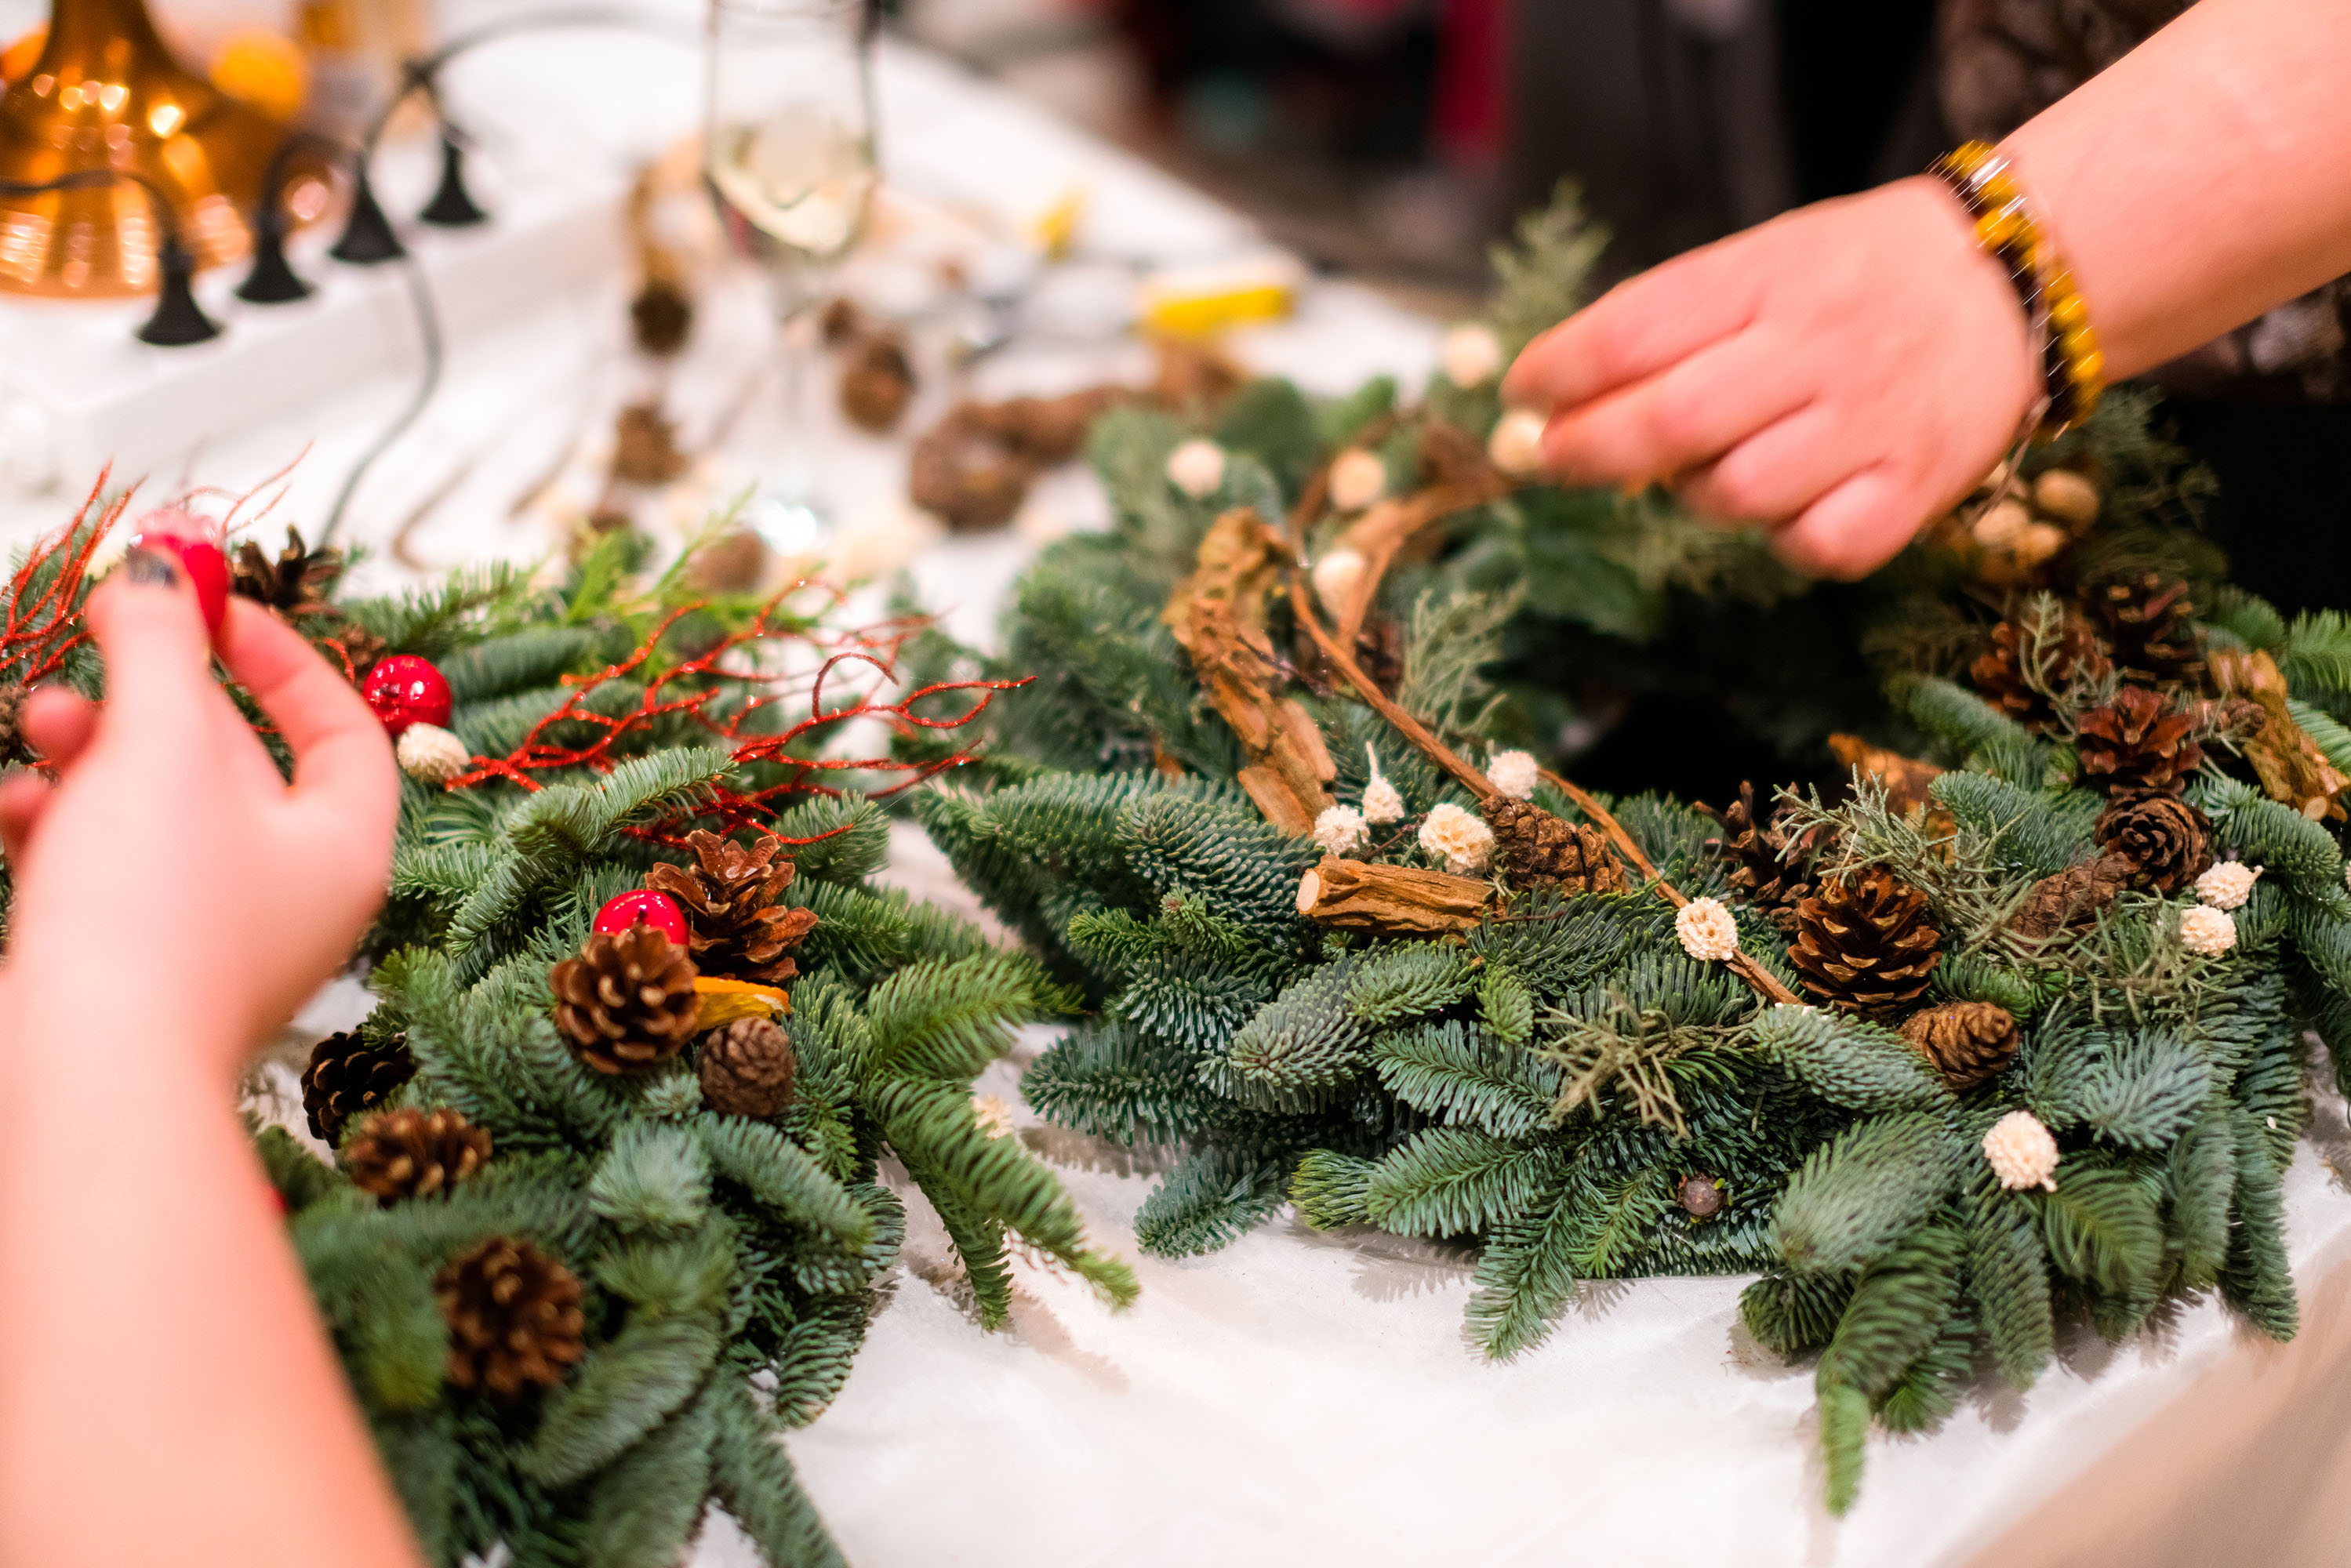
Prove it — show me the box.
[1,476,124,693]
[449,588,1026,844]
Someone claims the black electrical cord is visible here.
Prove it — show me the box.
[318,249,445,545]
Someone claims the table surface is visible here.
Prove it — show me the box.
[24,12,2351,1566]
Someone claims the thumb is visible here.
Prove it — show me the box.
[83,548,220,746]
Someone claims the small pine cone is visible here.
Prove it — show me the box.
[550,927,701,1076]
[1481,797,1627,893]
[1677,1174,1725,1218]
[0,681,27,765]
[612,402,689,486]
[839,332,915,433]
[698,1018,798,1119]
[1899,1001,2019,1091]
[1698,781,1816,931]
[630,275,694,355]
[435,1238,586,1399]
[1787,867,1942,1017]
[2094,794,2214,895]
[230,526,342,618]
[2082,572,2204,689]
[330,624,389,684]
[344,1108,492,1204]
[2077,686,2204,797]
[1968,611,2110,731]
[2009,853,2134,941]
[644,830,819,985]
[300,1030,416,1143]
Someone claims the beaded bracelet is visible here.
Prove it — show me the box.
[1930,140,2105,441]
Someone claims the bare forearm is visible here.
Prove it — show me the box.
[0,993,419,1568]
[2006,0,2351,379]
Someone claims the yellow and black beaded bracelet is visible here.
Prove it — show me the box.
[1930,141,2105,441]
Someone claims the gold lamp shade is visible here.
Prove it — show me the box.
[0,0,289,297]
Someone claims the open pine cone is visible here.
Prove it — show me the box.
[2009,853,2134,941]
[2077,686,2204,797]
[344,1108,492,1204]
[0,681,27,766]
[2082,572,2203,689]
[645,831,818,985]
[435,1238,586,1399]
[550,927,701,1076]
[2095,793,2214,895]
[699,1018,798,1119]
[1788,867,1942,1017]
[230,526,343,618]
[1968,610,2110,731]
[1900,1001,2019,1090]
[1481,798,1627,893]
[300,1030,416,1143]
[1698,781,1815,931]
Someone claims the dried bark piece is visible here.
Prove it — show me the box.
[2211,648,2349,822]
[1295,855,1491,935]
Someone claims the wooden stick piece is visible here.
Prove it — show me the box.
[1297,855,1490,935]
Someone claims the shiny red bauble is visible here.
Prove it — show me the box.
[128,510,230,638]
[592,889,689,947]
[361,655,454,738]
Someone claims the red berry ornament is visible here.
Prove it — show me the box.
[593,889,689,947]
[362,655,453,738]
[129,509,230,638]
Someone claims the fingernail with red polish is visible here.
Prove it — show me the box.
[122,546,181,588]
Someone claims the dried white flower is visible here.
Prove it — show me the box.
[1311,548,1368,616]
[1165,437,1227,499]
[1487,749,1540,800]
[1328,448,1387,513]
[1488,408,1549,477]
[972,1094,1017,1139]
[2179,903,2238,957]
[1313,804,1368,855]
[1440,322,1504,387]
[1361,743,1404,824]
[1418,802,1495,875]
[396,722,471,785]
[1971,498,2032,549]
[1982,1109,2059,1192]
[1674,897,1739,963]
[2194,861,2262,911]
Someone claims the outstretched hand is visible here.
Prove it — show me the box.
[1501,177,2042,579]
[0,543,399,1069]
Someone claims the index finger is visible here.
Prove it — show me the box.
[1500,248,1760,415]
[214,598,399,815]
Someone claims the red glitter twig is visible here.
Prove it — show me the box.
[2,474,128,692]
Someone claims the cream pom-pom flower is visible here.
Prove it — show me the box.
[1674,897,1739,963]
[1361,744,1404,824]
[1165,437,1227,499]
[1440,322,1504,387]
[1488,408,1548,477]
[1418,802,1495,876]
[2179,903,2238,957]
[1327,448,1388,513]
[1311,548,1367,617]
[396,722,472,785]
[1314,804,1368,855]
[2194,861,2262,911]
[1487,749,1540,800]
[1982,1110,2059,1192]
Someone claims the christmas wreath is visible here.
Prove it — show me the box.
[1,493,1136,1568]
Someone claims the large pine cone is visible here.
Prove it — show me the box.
[2009,853,2134,940]
[645,831,819,985]
[1697,781,1816,931]
[231,526,342,618]
[699,1018,798,1119]
[2082,572,2203,689]
[1968,610,2111,731]
[1481,797,1628,893]
[2077,686,2204,797]
[551,927,701,1076]
[1900,1001,2019,1091]
[300,1030,416,1143]
[2095,794,2213,895]
[345,1108,492,1204]
[1788,867,1942,1016]
[435,1238,586,1399]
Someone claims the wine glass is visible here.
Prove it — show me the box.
[703,0,879,539]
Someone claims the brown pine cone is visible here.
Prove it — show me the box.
[1900,1001,2020,1091]
[2008,852,2134,940]
[839,332,915,433]
[1968,609,2111,731]
[645,831,818,985]
[2082,572,2204,689]
[435,1238,586,1399]
[230,526,343,618]
[1697,781,1816,931]
[612,402,689,487]
[908,407,1031,532]
[630,275,693,356]
[0,681,27,766]
[550,927,701,1076]
[344,1108,492,1204]
[699,1018,798,1118]
[329,624,390,684]
[1481,797,1628,893]
[300,1030,416,1143]
[1788,867,1942,1017]
[2077,685,2204,797]
[2095,794,2214,895]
